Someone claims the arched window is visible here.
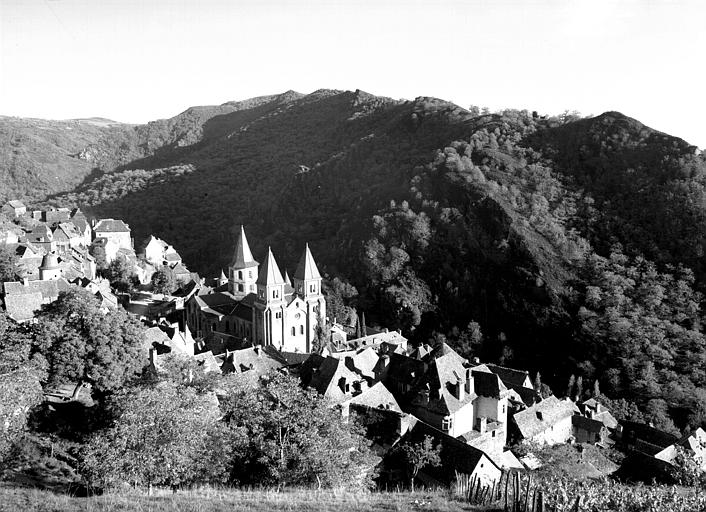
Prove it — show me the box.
[300,325,304,335]
[291,327,295,336]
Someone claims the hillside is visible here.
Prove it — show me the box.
[3,90,706,431]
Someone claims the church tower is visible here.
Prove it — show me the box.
[293,243,326,350]
[229,225,259,300]
[254,248,286,347]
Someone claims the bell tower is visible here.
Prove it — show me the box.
[229,225,259,299]
[293,243,326,350]
[254,247,286,347]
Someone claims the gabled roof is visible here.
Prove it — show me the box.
[293,243,321,281]
[572,415,605,434]
[342,382,402,413]
[401,420,501,482]
[230,225,258,269]
[94,218,130,233]
[256,247,284,286]
[513,396,574,440]
[3,291,44,322]
[7,200,25,209]
[472,370,508,399]
[485,363,533,389]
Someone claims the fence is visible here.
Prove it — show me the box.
[454,470,583,512]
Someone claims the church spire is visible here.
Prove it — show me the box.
[284,269,292,286]
[294,243,322,281]
[231,225,257,269]
[256,247,285,285]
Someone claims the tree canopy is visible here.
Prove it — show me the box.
[35,288,145,394]
[220,371,379,489]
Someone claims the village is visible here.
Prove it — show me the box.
[1,198,704,491]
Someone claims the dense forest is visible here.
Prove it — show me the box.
[3,89,706,431]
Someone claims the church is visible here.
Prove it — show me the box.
[185,226,326,353]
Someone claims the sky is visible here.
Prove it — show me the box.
[1,0,704,147]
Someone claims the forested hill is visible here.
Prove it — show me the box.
[4,90,706,431]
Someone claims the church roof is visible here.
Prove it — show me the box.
[230,225,259,269]
[294,243,321,281]
[256,247,285,286]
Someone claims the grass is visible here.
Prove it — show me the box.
[0,486,496,512]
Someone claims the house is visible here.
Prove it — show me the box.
[511,395,575,445]
[44,208,71,224]
[70,208,92,246]
[141,235,182,267]
[93,219,132,250]
[390,419,502,487]
[52,223,84,252]
[576,398,618,430]
[572,415,610,445]
[615,421,682,483]
[2,200,27,218]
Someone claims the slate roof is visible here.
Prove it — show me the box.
[228,345,285,375]
[513,396,575,440]
[411,353,476,416]
[342,382,402,412]
[256,248,284,285]
[293,243,321,280]
[308,356,362,401]
[3,278,70,300]
[194,351,221,373]
[94,219,130,232]
[3,292,44,322]
[472,370,509,399]
[400,420,501,484]
[485,363,533,389]
[620,421,679,456]
[572,414,606,434]
[230,225,258,269]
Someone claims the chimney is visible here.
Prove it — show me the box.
[255,344,262,357]
[472,356,480,365]
[454,377,465,401]
[465,368,473,395]
[22,276,29,286]
[477,416,487,434]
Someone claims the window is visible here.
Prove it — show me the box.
[259,290,264,299]
[492,431,496,438]
[441,417,453,432]
[300,325,304,334]
[238,271,243,279]
[291,327,295,336]
[275,312,282,319]
[238,284,244,292]
[310,284,316,293]
[502,405,505,414]
[248,271,253,278]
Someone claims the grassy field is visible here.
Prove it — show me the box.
[0,486,494,512]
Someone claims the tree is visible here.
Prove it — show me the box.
[534,372,542,391]
[35,289,145,395]
[361,311,367,337]
[566,375,576,399]
[593,379,601,398]
[151,265,177,295]
[0,312,46,460]
[575,376,584,400]
[399,435,442,488]
[0,243,18,283]
[220,371,378,489]
[102,256,138,293]
[457,321,483,359]
[81,382,226,492]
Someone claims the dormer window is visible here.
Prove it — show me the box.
[442,417,453,432]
